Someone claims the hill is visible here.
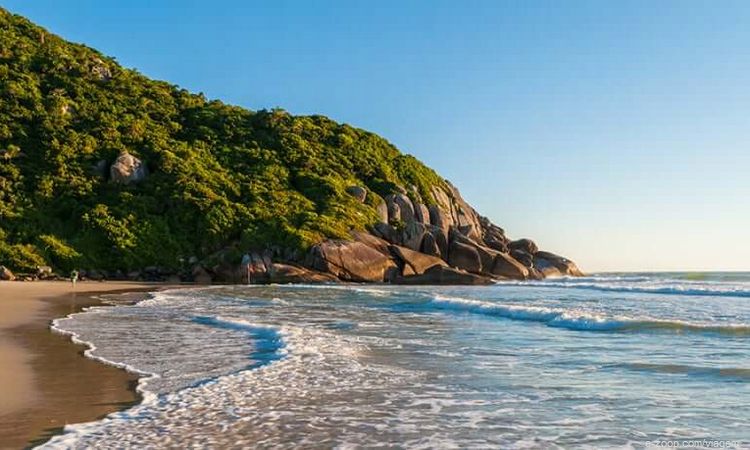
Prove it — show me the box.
[0,8,581,283]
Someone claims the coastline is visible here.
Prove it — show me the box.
[0,281,176,449]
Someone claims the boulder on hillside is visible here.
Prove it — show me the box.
[390,245,447,275]
[91,58,113,81]
[345,185,367,203]
[110,152,148,184]
[395,265,494,285]
[0,266,15,281]
[309,240,398,282]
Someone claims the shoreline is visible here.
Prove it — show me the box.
[0,281,176,449]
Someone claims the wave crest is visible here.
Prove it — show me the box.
[429,296,750,335]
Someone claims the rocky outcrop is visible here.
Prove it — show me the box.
[91,58,113,81]
[110,152,147,184]
[290,179,581,284]
[0,265,15,281]
[309,240,398,282]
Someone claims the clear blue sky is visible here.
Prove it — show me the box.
[5,0,750,272]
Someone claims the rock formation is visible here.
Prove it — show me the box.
[110,152,148,184]
[299,181,583,284]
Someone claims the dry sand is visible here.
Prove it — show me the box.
[0,281,175,449]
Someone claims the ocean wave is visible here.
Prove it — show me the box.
[608,362,750,381]
[499,279,750,299]
[429,296,750,335]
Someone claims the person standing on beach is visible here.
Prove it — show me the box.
[241,254,251,284]
[70,269,79,287]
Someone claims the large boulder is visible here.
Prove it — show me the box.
[390,245,447,275]
[268,263,338,283]
[534,251,584,277]
[491,252,530,279]
[448,241,482,274]
[310,240,398,282]
[110,152,147,184]
[0,265,15,281]
[396,265,494,285]
[345,185,367,203]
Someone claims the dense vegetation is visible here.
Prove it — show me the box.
[0,8,447,273]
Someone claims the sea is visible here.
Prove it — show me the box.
[41,273,750,449]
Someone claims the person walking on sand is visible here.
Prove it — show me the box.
[70,269,79,288]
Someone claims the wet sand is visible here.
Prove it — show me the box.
[0,281,175,449]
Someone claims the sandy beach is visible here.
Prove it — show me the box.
[0,281,173,449]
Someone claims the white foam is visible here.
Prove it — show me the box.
[499,277,750,298]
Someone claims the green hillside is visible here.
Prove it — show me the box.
[0,8,448,273]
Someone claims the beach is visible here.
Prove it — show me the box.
[0,281,170,449]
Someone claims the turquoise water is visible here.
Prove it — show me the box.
[44,273,750,448]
